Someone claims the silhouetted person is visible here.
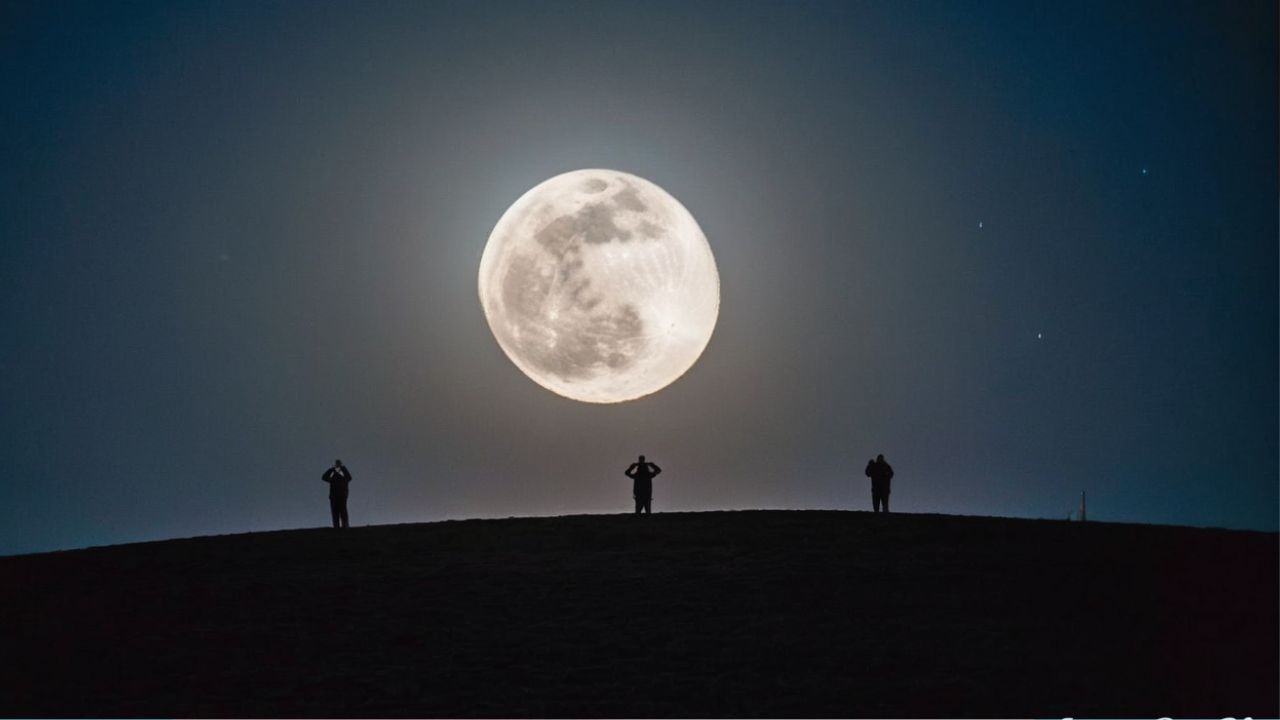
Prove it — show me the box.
[865,454,893,513]
[625,455,661,515]
[322,459,353,528]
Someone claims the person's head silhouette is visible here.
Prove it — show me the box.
[876,454,884,462]
[638,455,646,464]
[335,459,343,468]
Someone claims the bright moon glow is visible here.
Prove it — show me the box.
[479,169,720,403]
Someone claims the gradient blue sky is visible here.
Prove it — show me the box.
[1,1,1275,554]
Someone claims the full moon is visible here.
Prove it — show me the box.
[479,169,719,403]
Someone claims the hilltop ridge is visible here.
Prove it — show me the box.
[2,510,1275,717]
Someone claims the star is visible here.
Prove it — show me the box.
[1141,167,1148,176]
[1037,332,1043,339]
[978,221,984,229]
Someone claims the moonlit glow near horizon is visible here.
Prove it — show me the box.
[479,169,720,403]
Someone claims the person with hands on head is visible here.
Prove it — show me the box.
[625,454,662,515]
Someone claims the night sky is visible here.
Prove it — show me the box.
[2,1,1275,555]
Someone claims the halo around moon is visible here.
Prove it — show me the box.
[479,169,719,403]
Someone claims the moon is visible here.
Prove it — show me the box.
[479,169,719,403]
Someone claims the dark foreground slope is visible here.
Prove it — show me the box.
[1,511,1275,718]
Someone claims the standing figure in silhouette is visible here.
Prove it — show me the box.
[625,455,662,515]
[865,454,894,513]
[322,459,353,528]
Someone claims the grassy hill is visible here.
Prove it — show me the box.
[1,510,1275,717]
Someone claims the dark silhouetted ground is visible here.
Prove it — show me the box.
[1,510,1275,717]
